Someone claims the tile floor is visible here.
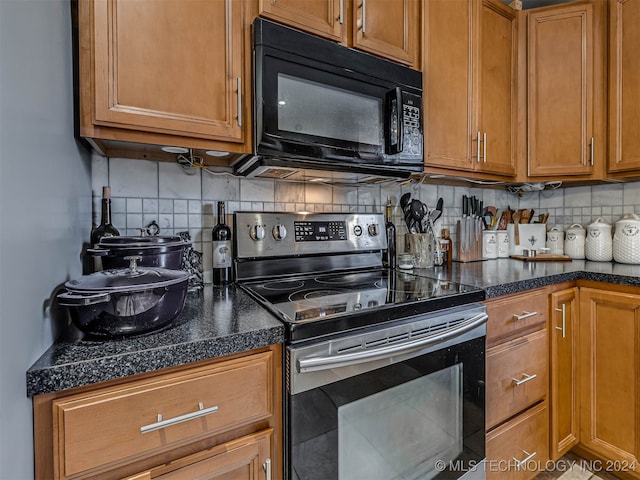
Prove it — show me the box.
[535,452,621,480]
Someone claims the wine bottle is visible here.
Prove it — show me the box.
[212,201,232,285]
[383,201,396,269]
[90,186,120,271]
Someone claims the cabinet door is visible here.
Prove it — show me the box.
[549,288,579,460]
[608,0,640,174]
[527,3,598,177]
[579,288,640,467]
[91,0,244,142]
[424,0,475,171]
[124,430,272,480]
[425,0,516,178]
[258,0,345,43]
[352,0,419,67]
[477,0,517,177]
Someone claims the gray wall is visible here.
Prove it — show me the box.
[0,1,91,478]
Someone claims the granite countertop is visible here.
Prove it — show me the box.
[440,258,640,297]
[27,285,284,397]
[27,259,640,398]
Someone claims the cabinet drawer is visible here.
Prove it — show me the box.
[486,289,547,346]
[52,351,274,479]
[487,403,549,480]
[486,330,547,429]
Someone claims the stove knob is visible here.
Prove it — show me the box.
[368,224,379,237]
[250,224,266,241]
[353,225,363,236]
[272,224,287,241]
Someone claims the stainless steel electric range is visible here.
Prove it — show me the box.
[234,212,488,480]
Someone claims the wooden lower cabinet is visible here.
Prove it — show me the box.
[549,287,579,460]
[33,345,282,480]
[486,403,549,480]
[486,329,547,429]
[578,288,640,478]
[124,429,273,480]
[485,290,549,480]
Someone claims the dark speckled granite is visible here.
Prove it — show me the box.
[424,258,640,298]
[27,260,640,397]
[27,285,284,397]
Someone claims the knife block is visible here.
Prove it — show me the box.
[456,220,483,262]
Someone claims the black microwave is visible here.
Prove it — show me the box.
[235,19,423,180]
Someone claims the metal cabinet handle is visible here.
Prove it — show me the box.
[474,131,481,162]
[140,403,219,434]
[361,0,366,33]
[590,136,594,166]
[512,373,537,386]
[483,132,487,163]
[513,450,536,469]
[263,458,271,480]
[339,0,343,23]
[555,304,566,338]
[512,311,537,321]
[237,77,242,127]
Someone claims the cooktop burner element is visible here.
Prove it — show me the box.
[234,212,485,342]
[240,268,484,341]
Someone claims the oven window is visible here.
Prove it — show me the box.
[277,73,382,146]
[338,364,462,480]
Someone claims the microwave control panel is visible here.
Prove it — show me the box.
[401,92,423,156]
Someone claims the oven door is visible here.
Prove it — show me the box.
[286,305,487,480]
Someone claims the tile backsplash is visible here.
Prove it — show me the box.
[92,154,640,283]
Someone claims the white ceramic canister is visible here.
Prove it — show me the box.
[497,231,509,258]
[546,227,565,255]
[482,231,498,259]
[564,224,586,259]
[613,213,640,264]
[585,217,613,261]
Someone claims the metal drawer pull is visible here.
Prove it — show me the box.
[512,311,537,321]
[512,373,537,386]
[514,450,536,469]
[264,458,272,480]
[555,304,566,338]
[140,403,219,434]
[339,0,343,23]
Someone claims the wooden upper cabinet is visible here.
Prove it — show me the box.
[258,0,420,68]
[478,0,518,177]
[78,0,253,159]
[258,0,345,42]
[608,0,640,175]
[424,0,517,178]
[526,1,605,179]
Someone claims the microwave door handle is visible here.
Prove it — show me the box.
[297,312,488,373]
[384,87,403,155]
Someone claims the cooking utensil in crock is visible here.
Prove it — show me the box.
[88,235,187,270]
[58,256,189,337]
[409,199,427,233]
[400,192,414,232]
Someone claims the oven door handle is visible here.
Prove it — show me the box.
[297,312,488,373]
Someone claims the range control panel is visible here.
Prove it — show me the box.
[235,212,387,259]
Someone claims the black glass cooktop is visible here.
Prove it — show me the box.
[240,269,485,342]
